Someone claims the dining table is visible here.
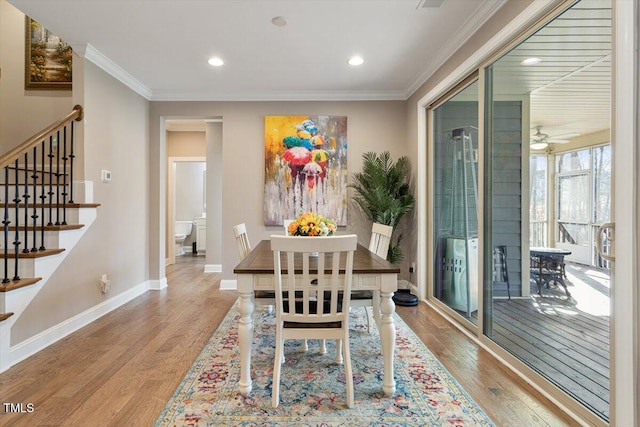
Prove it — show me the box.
[233,239,401,398]
[529,246,572,296]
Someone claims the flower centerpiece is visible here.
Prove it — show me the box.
[287,211,337,236]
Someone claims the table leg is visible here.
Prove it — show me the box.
[237,291,254,395]
[379,290,396,397]
[372,290,381,328]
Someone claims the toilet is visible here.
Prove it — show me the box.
[175,220,194,256]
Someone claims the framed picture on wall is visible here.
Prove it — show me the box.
[24,16,72,90]
[264,115,348,226]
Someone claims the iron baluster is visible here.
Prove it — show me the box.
[12,159,21,281]
[47,135,54,226]
[22,153,30,254]
[61,126,68,225]
[39,140,46,250]
[31,146,39,252]
[3,167,10,283]
[55,130,60,226]
[69,121,75,203]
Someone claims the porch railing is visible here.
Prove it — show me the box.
[0,105,83,283]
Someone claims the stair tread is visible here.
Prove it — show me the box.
[0,312,14,322]
[0,277,42,292]
[3,248,65,258]
[6,224,85,231]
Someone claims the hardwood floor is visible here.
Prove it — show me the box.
[0,255,577,426]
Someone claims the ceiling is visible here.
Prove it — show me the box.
[9,0,612,142]
[9,0,506,101]
[491,0,611,143]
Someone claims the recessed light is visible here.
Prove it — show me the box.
[348,56,364,66]
[521,57,541,65]
[208,57,224,67]
[271,16,287,27]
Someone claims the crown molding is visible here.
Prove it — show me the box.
[403,0,508,99]
[70,43,153,100]
[149,89,407,102]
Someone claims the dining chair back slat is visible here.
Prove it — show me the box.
[283,219,294,235]
[369,223,393,260]
[233,223,251,260]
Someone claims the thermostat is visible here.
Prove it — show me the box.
[101,170,112,183]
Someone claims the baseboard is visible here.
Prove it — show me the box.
[204,264,221,273]
[220,279,237,290]
[8,280,151,370]
[149,277,168,290]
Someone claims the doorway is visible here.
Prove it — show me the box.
[165,119,208,266]
[168,158,206,264]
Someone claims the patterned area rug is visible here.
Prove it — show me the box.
[156,300,495,427]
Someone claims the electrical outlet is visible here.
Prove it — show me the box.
[98,274,111,294]
[409,262,416,273]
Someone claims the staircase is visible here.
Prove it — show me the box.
[0,105,99,372]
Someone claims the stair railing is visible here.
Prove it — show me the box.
[0,105,83,284]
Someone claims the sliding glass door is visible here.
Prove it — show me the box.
[481,0,612,422]
[431,81,479,325]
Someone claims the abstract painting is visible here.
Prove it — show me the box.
[264,116,347,226]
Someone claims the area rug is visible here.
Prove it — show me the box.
[155,300,496,427]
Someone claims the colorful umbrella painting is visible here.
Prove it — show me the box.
[302,161,323,175]
[264,115,348,226]
[310,149,329,163]
[283,147,311,165]
[302,161,323,189]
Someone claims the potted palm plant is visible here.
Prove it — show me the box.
[350,151,415,264]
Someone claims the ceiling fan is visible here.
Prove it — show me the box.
[530,126,572,150]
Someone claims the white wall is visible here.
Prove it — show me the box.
[175,162,205,222]
[0,0,71,152]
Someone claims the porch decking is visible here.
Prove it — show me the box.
[490,263,610,421]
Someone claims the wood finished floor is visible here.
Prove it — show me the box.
[0,255,577,426]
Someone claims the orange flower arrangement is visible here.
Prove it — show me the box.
[287,212,336,236]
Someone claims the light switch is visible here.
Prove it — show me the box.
[101,170,112,183]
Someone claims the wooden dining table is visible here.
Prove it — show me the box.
[233,239,401,398]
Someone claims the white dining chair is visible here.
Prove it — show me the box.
[270,234,358,408]
[283,219,294,235]
[351,222,393,333]
[233,223,275,308]
[369,223,393,259]
[233,223,251,259]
